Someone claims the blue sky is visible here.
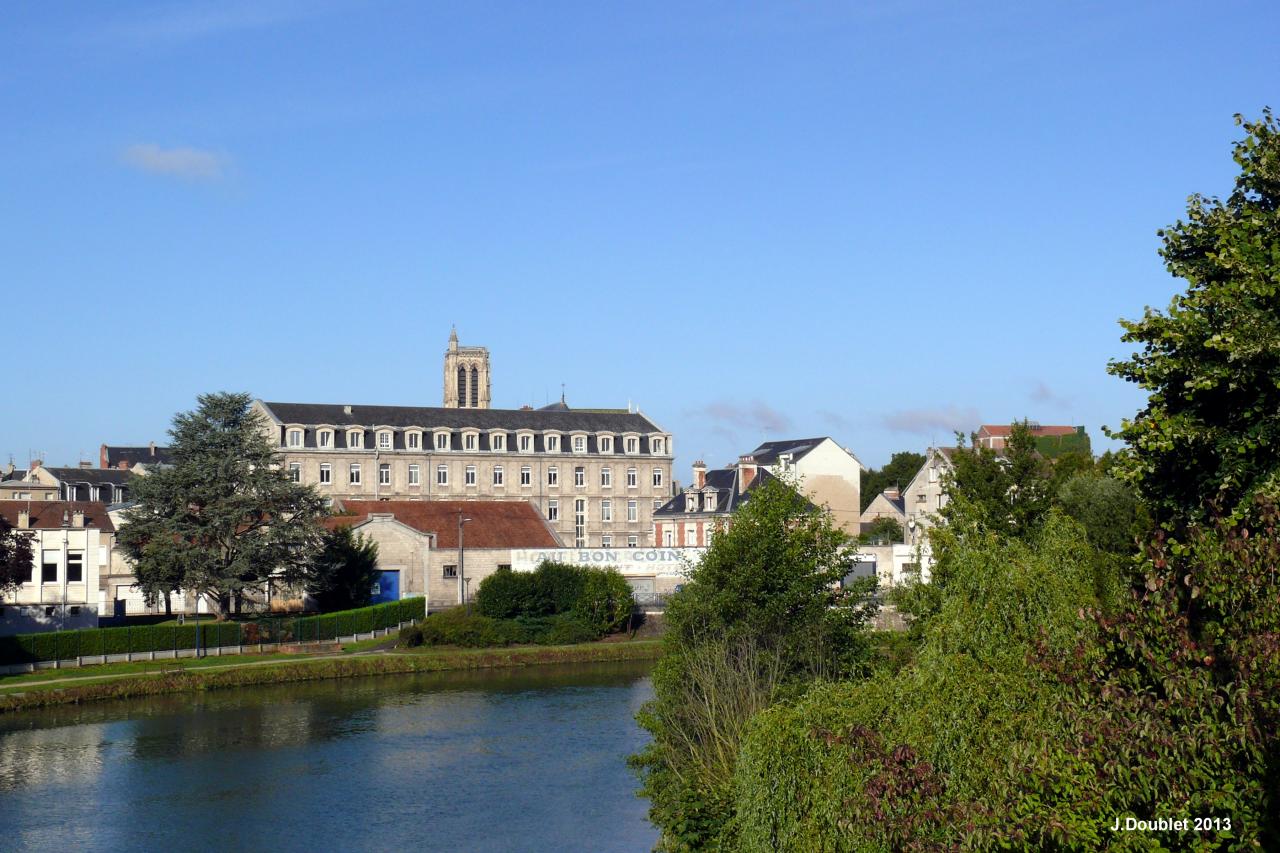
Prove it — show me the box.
[3,1,1276,476]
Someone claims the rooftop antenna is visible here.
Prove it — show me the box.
[560,383,566,404]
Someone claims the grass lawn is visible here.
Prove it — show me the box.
[0,652,316,694]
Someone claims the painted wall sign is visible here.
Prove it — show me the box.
[510,548,705,576]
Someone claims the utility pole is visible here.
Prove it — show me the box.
[457,511,472,615]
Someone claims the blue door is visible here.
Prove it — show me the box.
[370,570,401,604]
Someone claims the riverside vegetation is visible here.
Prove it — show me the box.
[632,111,1280,850]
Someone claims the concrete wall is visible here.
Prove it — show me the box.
[788,439,863,536]
[1,525,106,636]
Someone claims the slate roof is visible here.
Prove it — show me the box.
[103,445,173,467]
[259,401,663,434]
[653,466,809,518]
[1,469,27,482]
[40,467,135,486]
[0,501,116,531]
[325,500,560,549]
[747,437,830,465]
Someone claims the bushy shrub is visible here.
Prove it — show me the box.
[573,570,634,636]
[474,561,634,638]
[398,624,424,648]
[474,566,532,619]
[418,609,521,647]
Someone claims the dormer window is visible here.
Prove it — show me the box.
[435,431,451,451]
[463,432,478,451]
[406,431,421,450]
[573,435,586,454]
[686,495,697,512]
[625,436,638,454]
[704,493,716,511]
[599,435,613,454]
[546,434,561,453]
[347,430,363,449]
[652,437,664,455]
[518,432,533,453]
[491,432,506,452]
[287,429,303,448]
[378,431,393,450]
[318,430,332,448]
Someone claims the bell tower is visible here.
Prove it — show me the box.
[443,327,491,409]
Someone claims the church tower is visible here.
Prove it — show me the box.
[443,327,491,408]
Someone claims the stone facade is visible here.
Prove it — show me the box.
[443,327,491,409]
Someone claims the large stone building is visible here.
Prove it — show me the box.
[254,331,675,547]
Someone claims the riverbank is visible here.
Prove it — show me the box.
[0,639,662,713]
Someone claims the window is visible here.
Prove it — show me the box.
[627,535,638,547]
[320,463,332,484]
[379,432,393,449]
[627,467,637,488]
[685,523,697,545]
[348,430,363,449]
[601,499,613,522]
[520,466,531,487]
[937,494,944,510]
[349,463,361,485]
[546,434,560,453]
[654,500,663,511]
[574,466,585,487]
[546,500,559,521]
[652,438,664,454]
[465,464,477,486]
[443,565,458,579]
[319,430,332,448]
[626,437,638,454]
[379,463,391,486]
[601,535,612,548]
[627,499,638,522]
[601,466,612,488]
[42,551,57,583]
[493,465,504,486]
[663,528,674,546]
[288,462,301,482]
[408,464,420,486]
[574,498,587,547]
[600,436,613,454]
[917,493,926,504]
[436,432,450,451]
[407,431,420,450]
[705,523,715,545]
[547,466,558,487]
[519,434,532,452]
[464,432,476,451]
[652,468,663,488]
[704,493,716,511]
[67,551,83,583]
[492,433,506,452]
[928,466,938,484]
[437,465,449,486]
[686,495,697,512]
[288,429,302,448]
[573,435,586,453]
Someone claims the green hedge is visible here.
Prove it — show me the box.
[0,597,426,665]
[414,608,603,648]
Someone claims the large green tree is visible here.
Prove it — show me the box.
[118,392,327,619]
[0,514,34,596]
[306,525,380,612]
[1108,110,1280,531]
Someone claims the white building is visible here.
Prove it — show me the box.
[0,501,112,635]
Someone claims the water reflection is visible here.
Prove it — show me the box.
[0,660,656,852]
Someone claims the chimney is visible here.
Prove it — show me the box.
[100,444,109,468]
[149,441,156,457]
[343,405,353,416]
[736,455,757,494]
[884,486,901,501]
[30,459,42,471]
[73,509,86,528]
[17,508,29,529]
[78,460,93,469]
[692,461,707,489]
[118,461,130,469]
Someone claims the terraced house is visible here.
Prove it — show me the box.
[252,331,676,548]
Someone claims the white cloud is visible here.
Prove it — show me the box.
[689,400,793,435]
[881,405,981,437]
[121,144,227,180]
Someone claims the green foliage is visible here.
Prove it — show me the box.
[942,422,1052,541]
[306,525,381,612]
[858,516,903,546]
[474,561,634,636]
[1056,472,1141,555]
[397,624,424,648]
[414,607,600,647]
[1107,110,1280,532]
[1034,427,1092,459]
[633,477,877,850]
[0,513,35,597]
[859,451,926,511]
[117,392,328,619]
[0,598,425,664]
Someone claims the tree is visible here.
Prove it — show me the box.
[1055,473,1140,555]
[307,525,380,612]
[859,516,903,545]
[942,421,1050,539]
[1108,110,1280,531]
[860,451,926,511]
[0,514,34,597]
[632,477,876,850]
[118,392,328,620]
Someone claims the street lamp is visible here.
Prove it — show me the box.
[458,512,473,615]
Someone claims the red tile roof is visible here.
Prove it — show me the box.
[0,501,116,531]
[325,500,560,549]
[977,424,1079,438]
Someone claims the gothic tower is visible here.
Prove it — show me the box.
[443,327,491,408]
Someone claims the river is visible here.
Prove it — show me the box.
[0,660,658,852]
